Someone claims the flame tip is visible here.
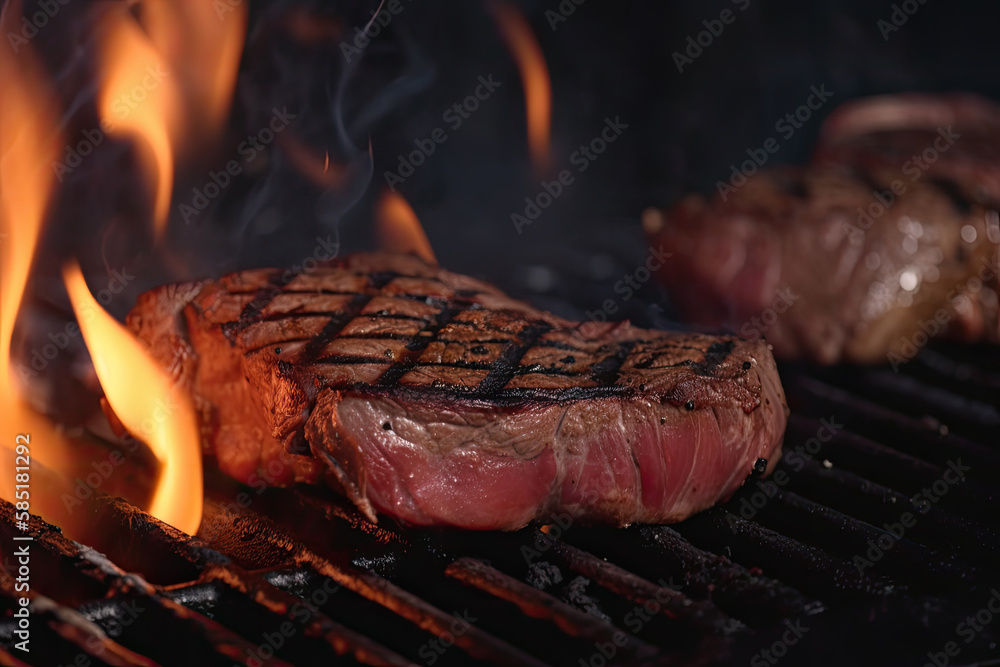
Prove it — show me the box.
[490,0,552,170]
[376,191,437,265]
[65,263,204,534]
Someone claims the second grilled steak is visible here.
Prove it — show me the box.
[813,92,1000,207]
[644,166,1000,364]
[127,253,788,529]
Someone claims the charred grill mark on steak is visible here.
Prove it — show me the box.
[375,300,476,387]
[296,272,401,362]
[300,294,373,362]
[475,321,553,396]
[200,262,766,423]
[126,252,789,528]
[221,270,294,341]
[589,341,636,386]
[690,340,737,377]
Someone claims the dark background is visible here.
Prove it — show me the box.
[227,0,1000,324]
[22,0,1000,318]
[12,0,1000,413]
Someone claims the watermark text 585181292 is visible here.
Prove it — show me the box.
[10,433,33,653]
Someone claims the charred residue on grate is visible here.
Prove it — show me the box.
[2,342,1000,666]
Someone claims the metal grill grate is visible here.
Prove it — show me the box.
[2,341,999,666]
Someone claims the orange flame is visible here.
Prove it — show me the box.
[64,262,203,534]
[490,0,552,171]
[96,6,180,239]
[0,0,74,516]
[96,1,247,239]
[136,0,247,141]
[376,191,438,265]
[2,0,229,536]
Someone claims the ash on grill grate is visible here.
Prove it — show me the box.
[2,345,1000,666]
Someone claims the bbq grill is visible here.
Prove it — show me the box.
[2,340,998,666]
[3,1,1000,665]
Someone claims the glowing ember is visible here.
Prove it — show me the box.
[490,0,552,171]
[64,262,203,534]
[281,135,350,188]
[376,191,438,265]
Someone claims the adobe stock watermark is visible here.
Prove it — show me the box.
[739,288,799,342]
[16,268,135,381]
[750,619,810,667]
[727,416,843,532]
[716,84,835,200]
[6,0,71,53]
[511,116,629,234]
[887,255,998,371]
[214,0,243,20]
[585,244,672,322]
[39,599,146,663]
[853,459,970,575]
[60,395,181,514]
[51,65,170,182]
[672,0,751,73]
[179,106,298,224]
[923,588,1000,667]
[340,0,414,63]
[878,0,931,41]
[417,610,478,665]
[844,125,960,245]
[577,580,683,667]
[546,0,588,31]
[384,74,502,191]
[242,577,342,667]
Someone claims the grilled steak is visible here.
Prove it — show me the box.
[813,93,1000,207]
[646,93,1000,365]
[126,253,787,529]
[646,166,1000,364]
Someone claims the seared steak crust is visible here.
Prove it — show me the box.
[646,93,1000,365]
[813,92,1000,207]
[127,253,787,529]
[646,166,1000,364]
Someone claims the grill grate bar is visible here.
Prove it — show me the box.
[903,346,1000,399]
[676,509,897,600]
[198,498,550,666]
[752,488,983,593]
[0,584,158,667]
[566,525,821,627]
[0,503,300,666]
[532,530,741,635]
[2,498,422,666]
[786,374,1000,472]
[784,415,999,521]
[829,368,1000,444]
[779,457,1000,568]
[445,557,659,664]
[192,563,416,666]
